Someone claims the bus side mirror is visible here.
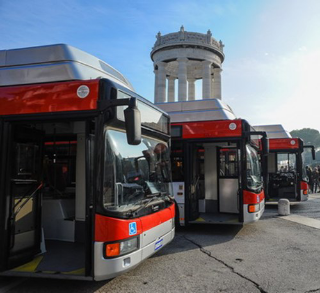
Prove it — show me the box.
[262,137,269,156]
[124,98,141,145]
[312,148,316,160]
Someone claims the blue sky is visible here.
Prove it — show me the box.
[1,0,320,131]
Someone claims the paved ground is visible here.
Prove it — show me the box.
[2,194,320,293]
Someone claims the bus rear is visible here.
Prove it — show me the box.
[0,44,175,281]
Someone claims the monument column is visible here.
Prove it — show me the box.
[188,78,196,101]
[177,58,188,101]
[154,68,159,103]
[167,76,175,102]
[202,61,212,99]
[157,62,167,103]
[211,76,214,99]
[213,68,222,99]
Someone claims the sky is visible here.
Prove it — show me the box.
[1,0,320,132]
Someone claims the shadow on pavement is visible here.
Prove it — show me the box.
[152,224,243,259]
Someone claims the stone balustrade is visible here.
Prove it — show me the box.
[152,26,224,55]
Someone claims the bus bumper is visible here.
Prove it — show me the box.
[243,199,265,223]
[301,190,308,201]
[93,220,175,281]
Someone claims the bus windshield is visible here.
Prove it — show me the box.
[246,144,262,192]
[103,129,171,215]
[277,153,296,173]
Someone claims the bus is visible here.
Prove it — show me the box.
[0,44,175,281]
[157,99,268,225]
[254,125,315,203]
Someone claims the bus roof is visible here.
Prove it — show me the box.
[253,124,291,139]
[0,44,134,91]
[156,99,237,123]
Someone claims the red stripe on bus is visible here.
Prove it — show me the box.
[269,138,300,150]
[95,203,175,242]
[0,80,100,115]
[243,190,265,204]
[45,141,77,145]
[172,120,242,139]
[140,205,174,232]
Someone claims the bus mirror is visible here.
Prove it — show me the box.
[304,145,316,160]
[312,148,316,160]
[262,137,269,156]
[124,98,141,145]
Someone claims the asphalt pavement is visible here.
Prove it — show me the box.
[2,194,320,293]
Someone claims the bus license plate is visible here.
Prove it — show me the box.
[155,238,163,251]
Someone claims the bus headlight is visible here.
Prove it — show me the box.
[248,204,260,213]
[120,237,138,255]
[104,237,139,258]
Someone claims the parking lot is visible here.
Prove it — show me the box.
[2,194,320,293]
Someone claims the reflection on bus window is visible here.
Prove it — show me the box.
[103,129,171,213]
[246,144,263,192]
[219,148,239,177]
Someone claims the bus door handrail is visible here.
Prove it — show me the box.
[13,182,43,218]
[9,182,43,249]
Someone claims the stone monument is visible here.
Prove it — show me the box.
[151,26,225,104]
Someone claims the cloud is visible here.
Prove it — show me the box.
[299,46,307,51]
[223,48,320,131]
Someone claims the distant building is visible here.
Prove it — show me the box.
[151,26,225,103]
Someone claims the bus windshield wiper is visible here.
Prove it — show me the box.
[126,196,163,218]
[146,191,166,198]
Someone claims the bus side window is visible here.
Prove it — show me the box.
[219,149,239,178]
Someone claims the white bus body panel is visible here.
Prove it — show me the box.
[0,44,134,91]
[219,178,239,213]
[172,182,185,226]
[253,124,292,139]
[243,199,265,223]
[156,99,237,123]
[94,219,175,281]
[172,182,185,204]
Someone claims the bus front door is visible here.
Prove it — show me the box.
[4,125,44,269]
[186,143,200,221]
[218,148,239,214]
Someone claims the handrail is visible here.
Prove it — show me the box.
[13,182,43,218]
[9,182,43,249]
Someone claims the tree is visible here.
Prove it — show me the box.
[290,128,320,150]
[290,128,320,166]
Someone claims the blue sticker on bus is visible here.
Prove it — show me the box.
[129,222,137,236]
[155,238,163,251]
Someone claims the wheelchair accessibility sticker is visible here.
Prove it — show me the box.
[129,222,137,236]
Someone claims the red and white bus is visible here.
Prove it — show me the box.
[0,44,175,280]
[157,99,268,225]
[254,125,315,203]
